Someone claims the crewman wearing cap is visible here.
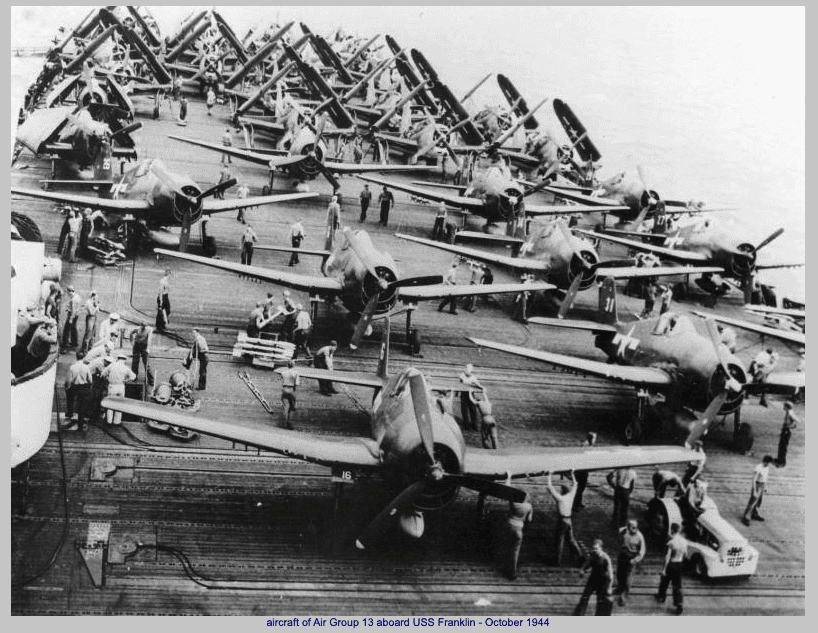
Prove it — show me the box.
[101,352,136,425]
[62,286,82,349]
[80,290,99,353]
[97,312,123,348]
[88,353,113,423]
[131,321,154,386]
[189,328,210,390]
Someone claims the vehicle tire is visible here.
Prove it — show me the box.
[647,499,669,542]
[622,415,644,445]
[692,555,709,580]
[407,328,421,355]
[262,185,270,196]
[734,423,754,453]
[11,212,42,242]
[673,282,688,302]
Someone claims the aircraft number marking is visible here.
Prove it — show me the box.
[331,468,356,484]
[102,158,111,171]
[604,297,615,313]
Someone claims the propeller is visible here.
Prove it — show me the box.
[636,164,660,207]
[557,219,592,270]
[522,164,559,198]
[557,272,584,320]
[754,227,784,252]
[350,293,379,350]
[355,372,526,549]
[685,390,728,448]
[703,318,743,395]
[178,178,237,252]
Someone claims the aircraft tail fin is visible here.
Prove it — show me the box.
[376,315,391,380]
[598,277,618,325]
[93,137,114,181]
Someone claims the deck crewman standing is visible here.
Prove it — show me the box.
[378,185,394,227]
[241,224,258,265]
[547,470,586,567]
[615,519,646,606]
[313,340,339,395]
[189,328,210,390]
[289,219,306,266]
[359,184,371,222]
[575,539,614,616]
[159,270,171,325]
[279,360,299,429]
[655,522,688,615]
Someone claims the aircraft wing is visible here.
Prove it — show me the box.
[527,317,619,333]
[745,305,805,319]
[326,162,433,175]
[755,262,805,271]
[597,265,725,279]
[15,106,74,154]
[743,371,805,394]
[576,229,713,264]
[167,135,302,168]
[101,397,381,467]
[691,311,805,346]
[153,248,344,294]
[372,132,418,151]
[399,281,556,301]
[395,233,550,272]
[545,186,623,207]
[464,445,700,479]
[357,175,486,212]
[467,337,673,387]
[202,191,318,213]
[279,367,384,389]
[11,187,152,213]
[524,202,632,217]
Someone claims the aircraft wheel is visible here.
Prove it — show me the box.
[646,498,669,542]
[673,282,688,301]
[407,328,421,355]
[11,212,42,242]
[262,185,271,196]
[692,554,709,580]
[734,423,754,453]
[622,415,644,445]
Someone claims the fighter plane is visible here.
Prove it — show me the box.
[357,154,631,233]
[468,278,804,453]
[11,158,317,252]
[167,121,433,193]
[397,219,723,318]
[102,318,704,549]
[154,218,555,349]
[15,105,141,183]
[575,217,802,301]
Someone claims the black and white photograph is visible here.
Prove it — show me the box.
[10,5,804,617]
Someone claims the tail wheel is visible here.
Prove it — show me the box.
[622,415,644,445]
[734,422,754,453]
[11,212,42,242]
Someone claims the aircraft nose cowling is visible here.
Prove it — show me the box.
[298,143,324,177]
[731,243,757,276]
[405,442,462,512]
[360,267,398,313]
[172,185,203,225]
[709,362,746,414]
[568,249,598,291]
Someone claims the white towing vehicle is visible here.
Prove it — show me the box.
[647,490,759,579]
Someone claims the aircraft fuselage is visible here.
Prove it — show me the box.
[595,312,747,412]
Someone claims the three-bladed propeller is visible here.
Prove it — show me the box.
[176,177,237,252]
[355,373,525,549]
[344,229,441,349]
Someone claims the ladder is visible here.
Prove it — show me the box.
[238,370,276,415]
